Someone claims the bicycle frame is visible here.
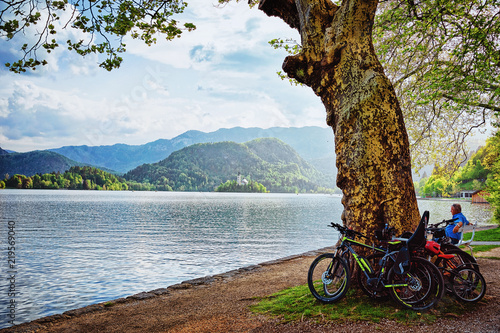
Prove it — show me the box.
[335,233,408,289]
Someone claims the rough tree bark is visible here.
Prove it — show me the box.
[259,0,421,238]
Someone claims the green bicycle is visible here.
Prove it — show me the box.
[307,211,445,311]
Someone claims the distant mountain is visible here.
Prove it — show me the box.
[0,151,87,177]
[124,138,335,193]
[49,126,336,174]
[0,150,121,178]
[0,147,9,155]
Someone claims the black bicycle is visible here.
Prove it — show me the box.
[307,211,445,311]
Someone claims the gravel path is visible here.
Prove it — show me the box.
[2,246,499,333]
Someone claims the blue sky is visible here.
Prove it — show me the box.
[0,0,327,152]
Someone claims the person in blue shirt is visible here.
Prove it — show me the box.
[446,203,470,244]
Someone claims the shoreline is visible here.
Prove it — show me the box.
[2,243,500,332]
[3,225,499,331]
[1,246,334,332]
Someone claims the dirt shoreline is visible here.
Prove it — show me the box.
[2,245,500,333]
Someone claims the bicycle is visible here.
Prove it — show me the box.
[307,211,444,311]
[393,216,485,303]
[424,234,486,303]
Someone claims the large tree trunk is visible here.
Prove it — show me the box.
[259,0,420,238]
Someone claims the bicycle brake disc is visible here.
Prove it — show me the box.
[322,271,333,285]
[408,275,423,292]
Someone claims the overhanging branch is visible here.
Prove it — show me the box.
[258,0,300,30]
[442,94,500,113]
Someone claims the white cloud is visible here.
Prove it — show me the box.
[0,97,8,117]
[126,93,292,139]
[125,0,297,70]
[0,0,327,153]
[1,81,95,132]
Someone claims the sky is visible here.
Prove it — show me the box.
[0,0,327,153]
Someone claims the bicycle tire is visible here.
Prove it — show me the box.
[388,257,444,311]
[451,267,486,303]
[434,248,478,293]
[308,253,350,303]
[357,252,389,299]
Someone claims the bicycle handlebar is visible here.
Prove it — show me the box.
[329,222,368,239]
[427,217,458,229]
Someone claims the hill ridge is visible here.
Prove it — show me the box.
[124,138,335,193]
[48,126,335,173]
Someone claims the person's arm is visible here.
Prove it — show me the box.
[453,222,463,233]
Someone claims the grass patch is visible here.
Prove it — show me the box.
[472,226,500,242]
[250,284,481,326]
[464,244,500,252]
[478,256,500,260]
[468,244,500,259]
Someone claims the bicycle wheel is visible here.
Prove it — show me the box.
[434,248,478,293]
[451,267,486,303]
[357,252,389,299]
[308,253,350,303]
[388,257,444,311]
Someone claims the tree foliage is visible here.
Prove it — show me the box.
[215,180,268,193]
[0,0,195,72]
[486,132,500,222]
[2,166,129,190]
[418,131,500,197]
[374,0,500,174]
[419,174,454,197]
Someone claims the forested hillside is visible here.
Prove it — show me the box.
[412,131,500,224]
[485,133,500,223]
[416,132,500,198]
[124,138,335,193]
[1,166,128,190]
[0,150,87,177]
[49,126,336,174]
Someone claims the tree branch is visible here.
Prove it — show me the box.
[258,0,300,30]
[442,94,500,113]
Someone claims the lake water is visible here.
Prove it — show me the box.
[0,190,493,328]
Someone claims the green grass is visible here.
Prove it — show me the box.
[464,244,500,252]
[462,226,500,256]
[472,226,500,242]
[250,284,479,326]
